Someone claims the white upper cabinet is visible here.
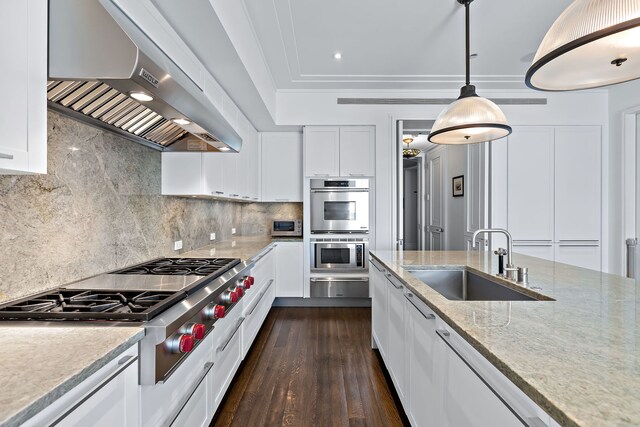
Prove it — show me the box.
[304,126,340,177]
[222,153,239,198]
[554,126,601,242]
[0,0,47,174]
[261,133,303,202]
[507,127,555,241]
[339,127,375,177]
[202,153,226,198]
[304,126,375,177]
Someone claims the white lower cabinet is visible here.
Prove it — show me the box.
[513,242,555,262]
[23,345,140,427]
[370,259,388,359]
[275,242,304,297]
[170,363,215,427]
[405,293,445,427]
[555,243,601,271]
[371,257,557,427]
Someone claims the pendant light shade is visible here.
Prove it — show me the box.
[429,0,511,145]
[526,0,640,91]
[429,85,511,145]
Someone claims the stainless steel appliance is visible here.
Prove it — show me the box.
[48,0,241,152]
[271,219,302,237]
[311,239,368,272]
[0,257,255,385]
[310,179,369,234]
[309,277,369,298]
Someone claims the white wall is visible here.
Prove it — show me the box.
[608,79,640,275]
[446,146,466,250]
[276,89,609,251]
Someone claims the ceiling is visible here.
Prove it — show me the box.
[242,0,573,90]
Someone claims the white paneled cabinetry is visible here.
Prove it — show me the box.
[496,126,602,271]
[0,0,47,174]
[275,241,304,297]
[304,126,375,177]
[261,133,303,202]
[371,258,557,427]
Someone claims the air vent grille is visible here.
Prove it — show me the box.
[47,80,188,147]
[337,98,547,105]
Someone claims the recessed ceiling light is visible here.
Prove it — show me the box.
[218,147,231,152]
[172,118,191,126]
[333,52,342,60]
[129,92,154,102]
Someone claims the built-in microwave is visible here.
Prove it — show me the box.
[311,239,368,272]
[310,179,369,234]
[272,219,302,237]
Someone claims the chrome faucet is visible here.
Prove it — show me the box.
[472,228,518,280]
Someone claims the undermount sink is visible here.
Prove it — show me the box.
[405,269,548,301]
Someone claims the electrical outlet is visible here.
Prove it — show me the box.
[174,240,183,251]
[210,232,216,241]
[209,248,216,256]
[231,228,236,235]
[231,241,236,247]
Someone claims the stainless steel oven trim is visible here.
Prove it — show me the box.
[311,241,368,272]
[310,187,369,234]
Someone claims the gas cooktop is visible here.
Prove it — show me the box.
[0,257,242,322]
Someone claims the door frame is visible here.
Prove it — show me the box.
[425,145,448,250]
[623,106,640,275]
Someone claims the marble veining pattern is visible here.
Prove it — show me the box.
[370,250,640,427]
[0,326,143,427]
[0,112,300,302]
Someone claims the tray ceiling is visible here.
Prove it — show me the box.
[242,0,573,90]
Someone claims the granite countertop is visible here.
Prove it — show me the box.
[370,250,640,427]
[182,235,301,261]
[0,325,144,427]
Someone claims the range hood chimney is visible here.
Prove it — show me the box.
[48,0,242,152]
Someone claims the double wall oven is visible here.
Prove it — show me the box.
[309,179,370,298]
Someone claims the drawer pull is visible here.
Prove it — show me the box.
[50,354,138,426]
[247,279,274,316]
[0,152,13,160]
[164,361,215,427]
[217,317,244,353]
[435,330,538,426]
[405,293,436,320]
[385,273,402,289]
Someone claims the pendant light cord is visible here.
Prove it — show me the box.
[465,0,470,86]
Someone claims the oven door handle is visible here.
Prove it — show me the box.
[310,277,369,282]
[163,361,215,427]
[310,189,369,193]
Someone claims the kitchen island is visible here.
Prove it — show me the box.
[371,250,640,427]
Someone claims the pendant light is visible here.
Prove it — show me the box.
[526,0,640,91]
[429,0,512,145]
[402,135,421,158]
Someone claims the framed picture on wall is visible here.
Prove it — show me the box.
[452,175,464,197]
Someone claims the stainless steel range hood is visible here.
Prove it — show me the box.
[48,0,242,152]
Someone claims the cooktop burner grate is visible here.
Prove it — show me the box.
[0,289,184,322]
[114,257,240,276]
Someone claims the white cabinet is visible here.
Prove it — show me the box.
[0,0,47,175]
[242,246,276,357]
[339,127,375,177]
[24,346,140,427]
[162,152,204,195]
[500,126,602,271]
[222,153,240,197]
[170,363,214,427]
[554,127,601,242]
[261,133,303,202]
[304,126,374,177]
[385,272,407,402]
[405,294,446,427]
[238,123,260,201]
[507,127,555,242]
[203,152,226,197]
[370,259,388,360]
[275,242,303,297]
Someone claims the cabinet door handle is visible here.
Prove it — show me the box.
[242,196,251,199]
[216,317,245,353]
[230,194,239,197]
[370,260,384,272]
[435,329,538,427]
[164,361,215,427]
[215,191,224,195]
[0,152,13,160]
[50,355,138,426]
[247,279,274,316]
[385,273,402,289]
[405,293,436,320]
[275,198,290,202]
[349,173,366,176]
[313,173,330,177]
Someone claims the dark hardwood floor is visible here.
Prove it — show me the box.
[211,307,409,427]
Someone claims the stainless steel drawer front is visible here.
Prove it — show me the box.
[310,277,369,298]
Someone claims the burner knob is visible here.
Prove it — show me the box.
[235,287,244,298]
[247,276,255,286]
[243,277,253,289]
[204,304,226,320]
[166,334,195,354]
[191,323,206,340]
[230,290,239,303]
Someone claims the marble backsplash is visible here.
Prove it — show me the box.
[0,111,301,302]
